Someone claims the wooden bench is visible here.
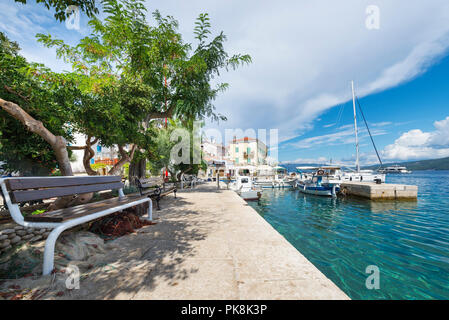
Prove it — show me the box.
[0,176,153,275]
[180,174,198,189]
[135,177,176,210]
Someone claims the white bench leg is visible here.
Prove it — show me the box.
[43,224,67,275]
[146,198,153,221]
[40,197,153,275]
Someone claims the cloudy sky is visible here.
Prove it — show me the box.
[2,0,449,165]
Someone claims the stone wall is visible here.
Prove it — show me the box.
[0,223,51,255]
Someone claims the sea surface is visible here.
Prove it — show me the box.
[247,170,449,299]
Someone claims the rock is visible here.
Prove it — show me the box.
[22,234,34,240]
[0,229,15,235]
[10,236,21,244]
[0,235,7,241]
[43,232,51,238]
[7,233,17,239]
[30,235,42,242]
[14,226,24,230]
[0,245,12,252]
[0,239,11,248]
[39,229,47,234]
[16,230,27,236]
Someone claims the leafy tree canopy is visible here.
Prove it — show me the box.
[0,32,83,174]
[14,0,99,22]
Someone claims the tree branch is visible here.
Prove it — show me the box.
[0,97,73,176]
[147,104,175,120]
[108,144,137,175]
[3,85,30,102]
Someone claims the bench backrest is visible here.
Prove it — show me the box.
[4,176,123,204]
[135,177,164,195]
[137,177,163,188]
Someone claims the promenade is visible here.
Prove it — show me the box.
[1,182,349,300]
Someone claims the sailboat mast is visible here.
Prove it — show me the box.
[351,80,360,173]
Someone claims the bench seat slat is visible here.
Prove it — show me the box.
[6,176,121,190]
[160,188,175,197]
[11,181,123,203]
[24,193,146,222]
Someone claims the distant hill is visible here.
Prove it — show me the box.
[281,157,449,172]
[364,157,449,171]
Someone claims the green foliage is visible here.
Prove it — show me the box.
[91,163,107,171]
[31,209,46,215]
[14,0,99,22]
[148,119,207,179]
[2,0,251,175]
[0,31,78,175]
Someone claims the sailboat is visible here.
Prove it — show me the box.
[342,81,385,183]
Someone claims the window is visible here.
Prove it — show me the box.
[235,158,239,164]
[235,147,239,153]
[247,147,250,154]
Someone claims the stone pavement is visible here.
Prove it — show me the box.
[1,182,349,300]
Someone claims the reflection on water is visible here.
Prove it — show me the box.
[248,171,449,299]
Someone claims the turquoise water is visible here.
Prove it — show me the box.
[247,171,449,299]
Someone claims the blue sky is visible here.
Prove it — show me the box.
[2,0,449,165]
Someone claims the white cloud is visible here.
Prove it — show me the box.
[3,0,449,150]
[171,0,449,141]
[383,116,449,160]
[286,123,388,149]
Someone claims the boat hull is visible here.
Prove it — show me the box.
[299,185,340,197]
[238,190,262,201]
[254,179,296,188]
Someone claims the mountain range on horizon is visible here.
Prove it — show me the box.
[281,157,449,172]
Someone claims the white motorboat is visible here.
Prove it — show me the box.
[378,165,412,174]
[253,165,297,188]
[229,176,262,201]
[341,169,385,183]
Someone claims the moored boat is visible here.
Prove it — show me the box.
[296,167,341,197]
[253,165,297,188]
[378,165,412,174]
[229,176,262,201]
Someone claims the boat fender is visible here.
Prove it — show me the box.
[317,170,325,176]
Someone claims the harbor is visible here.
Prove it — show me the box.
[2,0,449,304]
[247,170,449,299]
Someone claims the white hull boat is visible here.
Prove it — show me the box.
[378,166,412,174]
[229,176,262,201]
[254,178,296,188]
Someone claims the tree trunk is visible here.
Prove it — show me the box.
[0,98,74,176]
[82,136,98,176]
[0,97,78,210]
[129,158,146,186]
[108,144,136,176]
